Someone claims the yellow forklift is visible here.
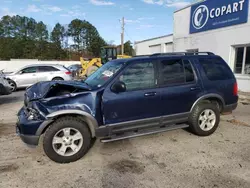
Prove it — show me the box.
[80,46,131,78]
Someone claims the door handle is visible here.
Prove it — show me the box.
[190,87,200,91]
[144,92,156,97]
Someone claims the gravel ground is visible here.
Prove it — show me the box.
[0,92,249,188]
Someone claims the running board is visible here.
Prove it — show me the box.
[100,124,189,143]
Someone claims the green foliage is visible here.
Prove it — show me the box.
[124,40,135,56]
[0,15,108,60]
[68,19,107,56]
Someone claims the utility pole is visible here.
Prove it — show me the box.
[121,17,125,55]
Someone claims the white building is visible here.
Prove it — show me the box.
[134,0,250,92]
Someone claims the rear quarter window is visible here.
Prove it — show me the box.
[199,58,234,81]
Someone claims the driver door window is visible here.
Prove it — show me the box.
[119,62,155,91]
[20,67,37,74]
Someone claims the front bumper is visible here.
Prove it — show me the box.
[16,107,44,146]
[20,133,39,146]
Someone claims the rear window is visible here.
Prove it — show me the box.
[199,58,234,81]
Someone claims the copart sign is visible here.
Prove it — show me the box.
[190,0,249,34]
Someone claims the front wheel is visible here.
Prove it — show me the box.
[8,80,17,92]
[43,116,91,163]
[188,102,220,136]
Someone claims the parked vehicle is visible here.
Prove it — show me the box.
[6,64,72,91]
[16,52,238,163]
[0,70,12,95]
[67,64,81,78]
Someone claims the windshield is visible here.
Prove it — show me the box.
[85,61,125,88]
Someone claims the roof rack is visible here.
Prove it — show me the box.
[133,55,150,58]
[150,52,214,56]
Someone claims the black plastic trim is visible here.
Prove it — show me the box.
[20,134,39,146]
[223,103,238,113]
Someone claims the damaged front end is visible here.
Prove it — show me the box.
[17,80,98,146]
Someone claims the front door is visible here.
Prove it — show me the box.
[158,58,203,116]
[102,60,161,125]
[16,66,38,87]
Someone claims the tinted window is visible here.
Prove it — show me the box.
[183,60,195,83]
[38,66,59,72]
[119,62,155,91]
[21,67,37,74]
[159,59,185,86]
[199,58,234,81]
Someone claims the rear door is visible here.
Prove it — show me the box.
[102,60,162,125]
[37,66,59,82]
[158,57,203,117]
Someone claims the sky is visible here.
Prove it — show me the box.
[0,0,193,44]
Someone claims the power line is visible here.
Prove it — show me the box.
[124,29,134,43]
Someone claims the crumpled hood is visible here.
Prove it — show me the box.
[25,81,91,101]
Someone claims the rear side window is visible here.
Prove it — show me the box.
[38,66,59,72]
[159,59,195,86]
[199,58,234,81]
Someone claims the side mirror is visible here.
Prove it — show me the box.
[111,81,126,93]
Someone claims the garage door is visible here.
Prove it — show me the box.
[149,45,161,54]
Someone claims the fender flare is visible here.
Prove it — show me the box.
[190,94,225,112]
[36,110,98,137]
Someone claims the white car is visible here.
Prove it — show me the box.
[6,64,72,91]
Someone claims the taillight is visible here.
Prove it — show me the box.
[233,82,238,96]
[65,71,71,75]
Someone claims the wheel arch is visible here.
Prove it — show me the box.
[52,77,64,81]
[190,94,225,112]
[36,110,98,138]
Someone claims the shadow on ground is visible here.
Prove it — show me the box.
[0,90,24,105]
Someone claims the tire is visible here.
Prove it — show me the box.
[86,66,98,77]
[8,80,17,92]
[52,77,64,81]
[43,116,91,163]
[188,102,220,136]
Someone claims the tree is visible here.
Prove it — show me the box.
[68,19,83,52]
[51,23,65,47]
[124,40,134,56]
[0,15,107,60]
[35,21,48,41]
[68,19,107,56]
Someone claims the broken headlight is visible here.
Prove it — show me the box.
[27,108,40,120]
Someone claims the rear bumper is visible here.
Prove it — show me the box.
[223,103,238,113]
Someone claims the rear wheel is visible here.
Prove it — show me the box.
[86,66,98,77]
[43,116,91,163]
[188,102,220,136]
[8,80,17,92]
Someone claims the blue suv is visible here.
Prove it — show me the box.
[16,52,238,163]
